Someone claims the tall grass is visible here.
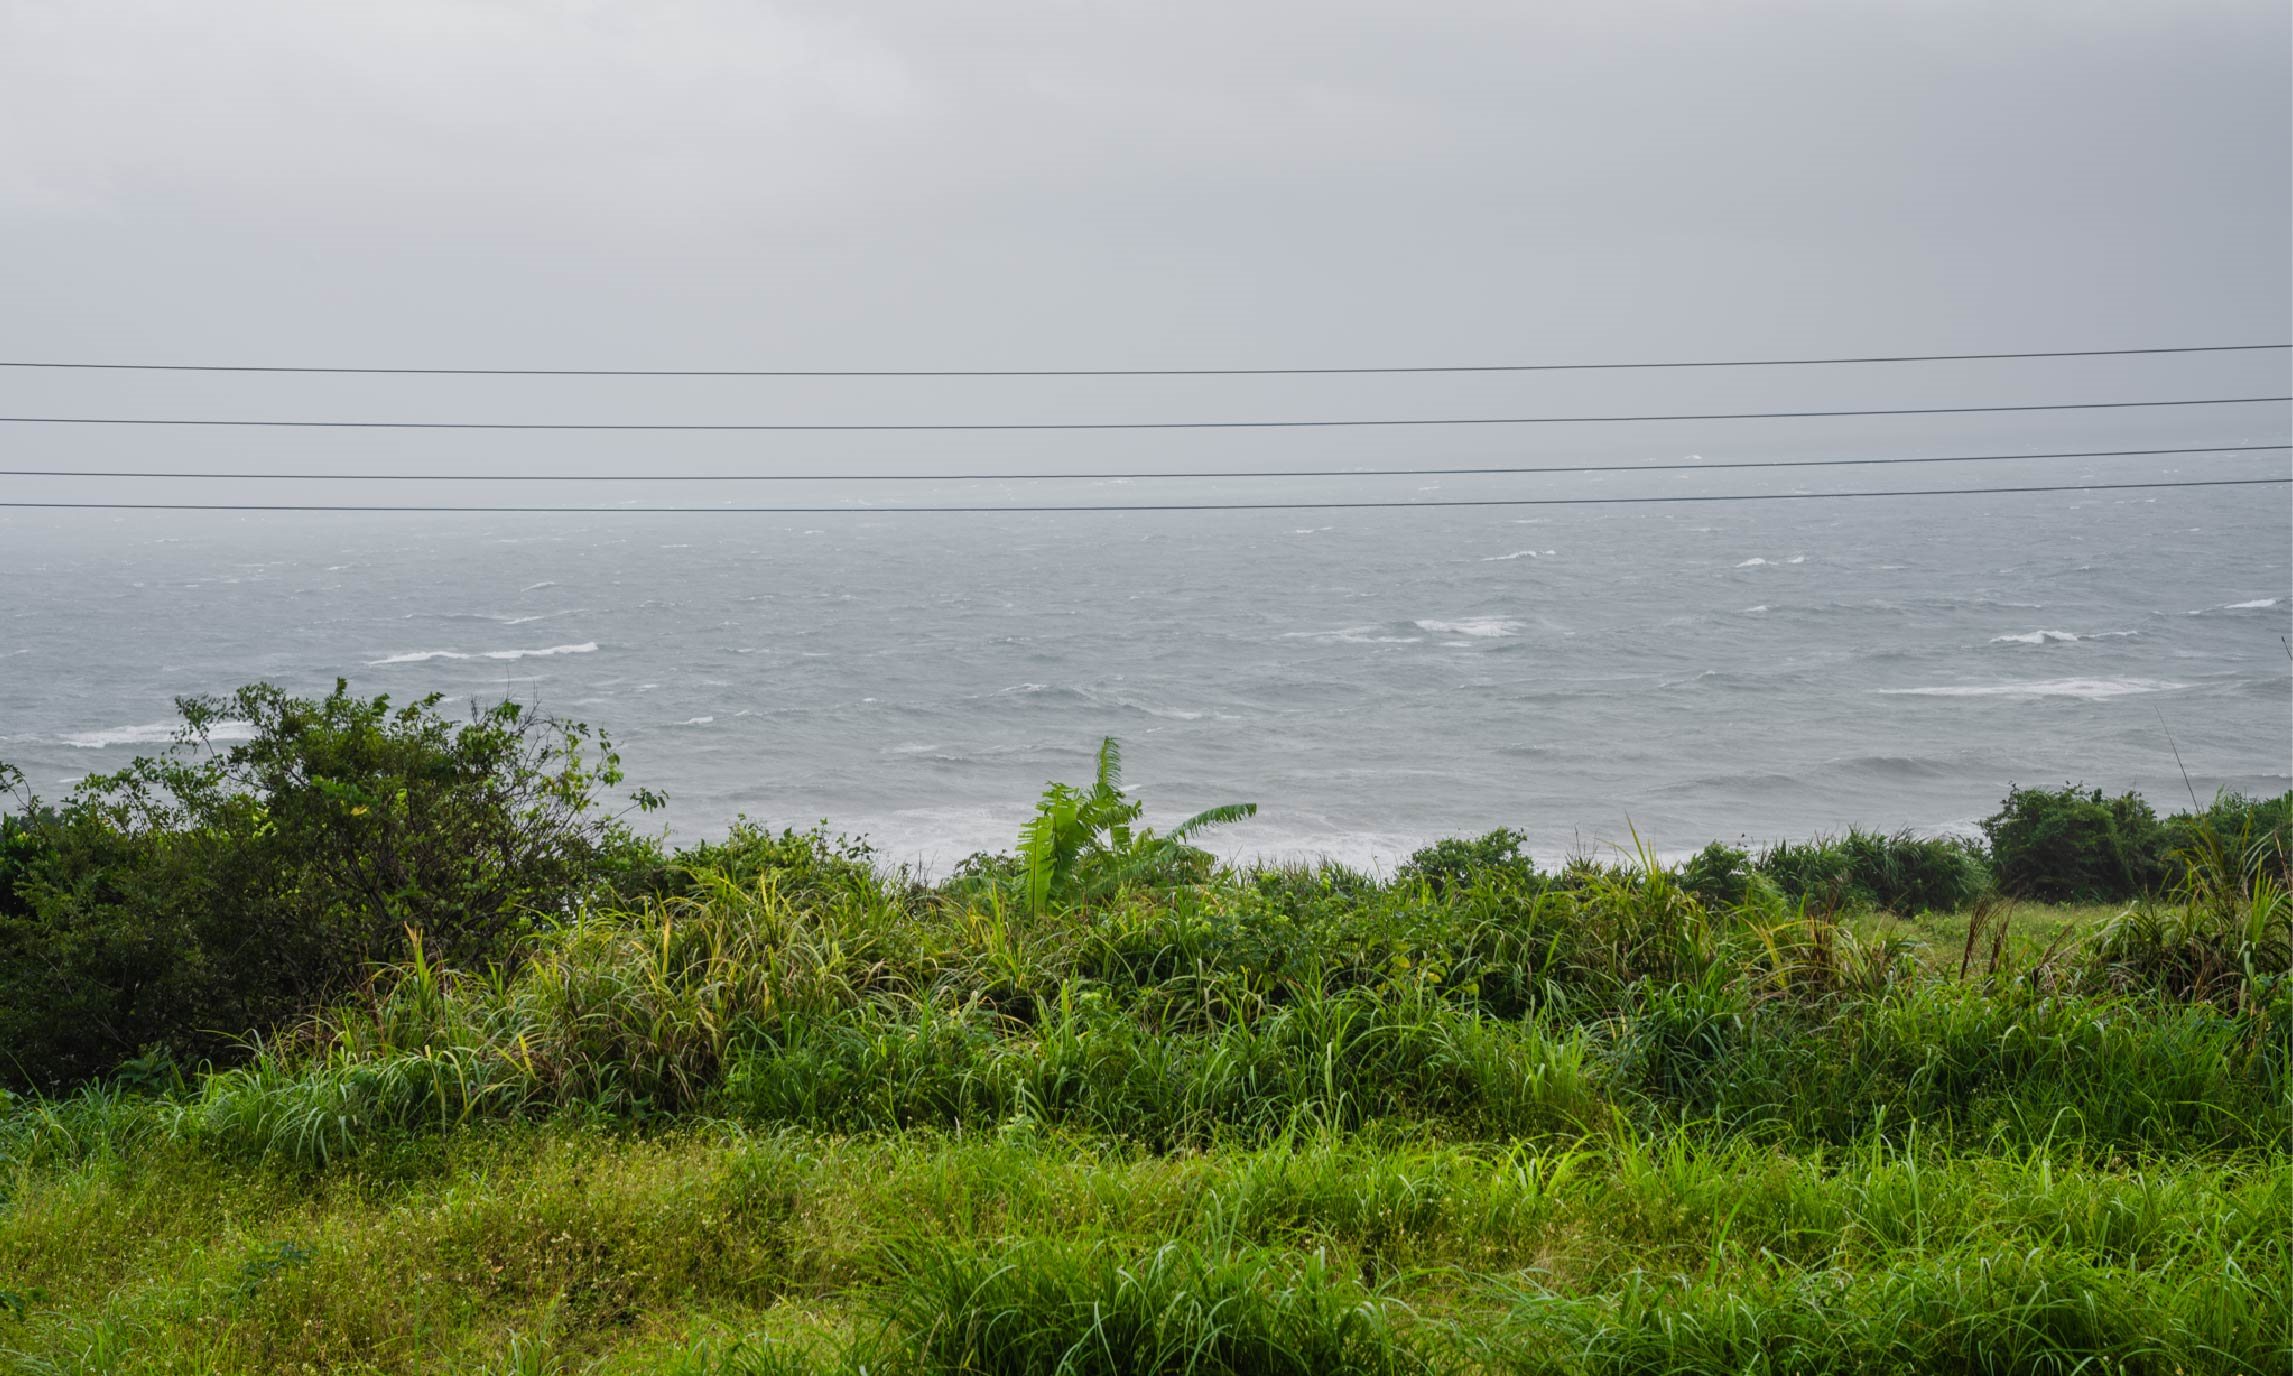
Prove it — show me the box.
[0,1125,2282,1373]
[21,828,2271,1169]
[883,1238,1426,1376]
[4,815,2289,1372]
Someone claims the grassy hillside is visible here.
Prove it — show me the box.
[0,691,2287,1372]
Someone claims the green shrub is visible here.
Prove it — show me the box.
[619,821,884,905]
[1398,829,1542,897]
[1755,831,1989,914]
[1837,828,1992,913]
[2159,790,2293,890]
[1982,784,2166,902]
[0,769,51,924]
[1753,837,1853,909]
[2093,808,2293,1007]
[0,683,659,1091]
[1678,842,1753,907]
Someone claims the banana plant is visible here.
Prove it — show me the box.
[1016,738,1255,913]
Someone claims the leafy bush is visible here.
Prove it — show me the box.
[1755,831,1989,914]
[617,820,883,905]
[1397,828,1542,897]
[1678,842,1753,907]
[0,768,52,924]
[0,683,658,1090]
[1983,785,2165,902]
[2159,790,2292,890]
[2093,812,2293,1008]
[1753,837,1853,910]
[1837,828,1991,913]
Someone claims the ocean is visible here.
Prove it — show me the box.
[3,478,2287,871]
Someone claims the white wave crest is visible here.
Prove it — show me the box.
[1989,630,2081,645]
[1281,626,1423,644]
[1878,678,2186,700]
[481,642,598,660]
[368,649,470,665]
[370,642,597,665]
[2190,596,2284,614]
[1482,550,1540,561]
[63,719,255,748]
[1124,700,1204,720]
[1736,558,1771,568]
[1413,618,1521,638]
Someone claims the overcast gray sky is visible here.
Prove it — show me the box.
[0,0,2286,496]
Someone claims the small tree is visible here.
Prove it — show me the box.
[1982,784,2164,902]
[0,683,660,1089]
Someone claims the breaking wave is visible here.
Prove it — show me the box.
[1877,678,2186,700]
[63,720,255,749]
[1413,618,1522,638]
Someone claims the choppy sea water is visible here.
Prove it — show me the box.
[2,485,2287,870]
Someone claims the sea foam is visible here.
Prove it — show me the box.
[1413,618,1522,638]
[481,642,598,660]
[2191,596,2284,614]
[1989,630,2081,644]
[369,649,470,664]
[368,642,597,665]
[1281,626,1423,644]
[1878,678,2186,700]
[63,720,255,749]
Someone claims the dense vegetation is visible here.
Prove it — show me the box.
[0,685,2287,1373]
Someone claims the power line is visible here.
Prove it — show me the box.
[1,477,2279,515]
[0,343,2283,377]
[5,443,2282,484]
[0,395,2284,433]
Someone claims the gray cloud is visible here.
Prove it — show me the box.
[0,0,2283,504]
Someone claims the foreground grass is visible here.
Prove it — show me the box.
[3,856,2285,1373]
[2,1123,2284,1374]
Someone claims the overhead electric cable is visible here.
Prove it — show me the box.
[2,477,2280,514]
[0,396,2284,433]
[0,343,2283,377]
[4,443,2281,484]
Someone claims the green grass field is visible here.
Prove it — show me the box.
[2,872,2285,1374]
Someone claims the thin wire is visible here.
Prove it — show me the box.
[1,477,2279,514]
[0,343,2283,377]
[4,443,2282,484]
[0,396,2284,432]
